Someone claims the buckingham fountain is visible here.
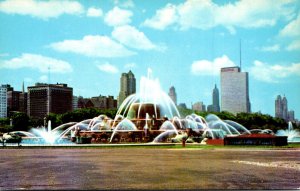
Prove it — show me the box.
[2,69,293,146]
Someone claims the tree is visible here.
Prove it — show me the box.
[11,112,30,131]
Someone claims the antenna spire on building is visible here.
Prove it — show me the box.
[22,81,25,93]
[48,66,51,84]
[239,39,242,71]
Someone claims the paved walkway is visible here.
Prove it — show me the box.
[0,147,299,190]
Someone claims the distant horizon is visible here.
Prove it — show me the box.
[1,0,299,119]
[3,67,298,120]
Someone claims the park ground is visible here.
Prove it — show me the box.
[0,144,299,190]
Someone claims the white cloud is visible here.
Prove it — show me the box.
[50,35,136,58]
[177,0,216,30]
[286,39,300,51]
[104,7,132,27]
[258,44,280,52]
[112,25,160,50]
[143,3,178,30]
[279,13,300,37]
[191,55,235,76]
[24,77,33,83]
[144,0,296,31]
[0,0,84,19]
[0,53,9,57]
[87,7,103,17]
[97,63,119,74]
[124,62,136,69]
[113,0,134,8]
[39,75,48,82]
[249,60,300,83]
[0,53,73,73]
[279,13,300,51]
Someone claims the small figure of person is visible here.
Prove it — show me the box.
[71,129,76,142]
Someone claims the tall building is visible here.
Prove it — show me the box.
[192,102,206,112]
[118,70,136,107]
[220,66,251,115]
[168,86,177,105]
[0,84,11,118]
[28,83,73,118]
[208,84,220,112]
[72,96,79,111]
[288,110,295,122]
[91,95,117,109]
[282,96,288,120]
[275,95,283,118]
[7,83,28,115]
[275,95,292,121]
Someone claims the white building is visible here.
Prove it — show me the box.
[221,67,251,115]
[0,85,8,118]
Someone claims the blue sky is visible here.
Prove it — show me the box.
[0,0,299,119]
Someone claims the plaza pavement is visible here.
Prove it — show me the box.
[0,146,299,190]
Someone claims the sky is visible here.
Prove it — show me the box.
[0,0,299,119]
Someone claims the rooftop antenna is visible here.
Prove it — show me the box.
[48,66,51,85]
[22,81,24,93]
[239,39,242,71]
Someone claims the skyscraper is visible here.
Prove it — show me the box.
[168,86,177,105]
[28,83,73,118]
[0,84,10,118]
[288,110,295,122]
[118,70,136,107]
[220,66,251,115]
[208,84,220,112]
[275,95,282,118]
[282,96,288,120]
[275,95,291,121]
[6,83,28,115]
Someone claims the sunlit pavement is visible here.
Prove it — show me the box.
[0,147,299,190]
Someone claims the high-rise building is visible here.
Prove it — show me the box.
[275,95,292,121]
[118,70,136,107]
[0,84,11,118]
[282,96,288,120]
[72,96,79,111]
[192,102,206,112]
[7,90,21,113]
[7,83,28,115]
[208,84,220,112]
[27,83,73,118]
[288,110,295,122]
[220,66,251,115]
[168,86,177,105]
[19,92,28,114]
[275,95,282,118]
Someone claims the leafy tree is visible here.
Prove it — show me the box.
[11,112,30,131]
[215,111,236,121]
[46,113,61,129]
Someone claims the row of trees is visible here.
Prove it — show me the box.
[0,107,298,133]
[177,107,299,132]
[0,108,117,133]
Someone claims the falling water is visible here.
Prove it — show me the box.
[47,120,51,132]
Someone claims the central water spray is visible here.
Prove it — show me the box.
[116,68,180,121]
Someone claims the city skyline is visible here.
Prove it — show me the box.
[0,0,299,119]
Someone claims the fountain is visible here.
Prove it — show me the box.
[3,69,289,146]
[276,122,300,143]
[47,120,51,132]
